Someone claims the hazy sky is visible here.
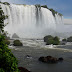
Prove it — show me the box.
[1,0,72,25]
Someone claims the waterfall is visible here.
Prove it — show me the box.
[0,3,63,38]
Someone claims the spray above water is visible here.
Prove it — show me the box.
[0,3,63,38]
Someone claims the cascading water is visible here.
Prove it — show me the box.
[0,3,63,38]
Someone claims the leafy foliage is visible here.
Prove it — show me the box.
[13,40,23,46]
[0,6,19,72]
[2,2,10,5]
[4,39,10,45]
[53,36,60,45]
[41,5,48,9]
[44,35,53,42]
[62,38,67,42]
[35,4,41,8]
[0,35,19,72]
[0,6,8,33]
[49,8,62,16]
[0,1,10,5]
[3,32,10,39]
[44,35,60,45]
[67,36,72,42]
[49,8,57,16]
[58,13,63,16]
[41,5,63,17]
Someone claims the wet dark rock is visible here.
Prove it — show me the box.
[39,56,63,64]
[58,57,64,61]
[26,55,31,57]
[18,67,31,72]
[46,56,58,63]
[39,56,45,62]
[26,55,32,59]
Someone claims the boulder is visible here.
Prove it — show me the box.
[46,56,58,63]
[26,55,32,59]
[18,67,31,72]
[58,57,64,61]
[39,56,48,62]
[39,56,63,64]
[13,40,23,46]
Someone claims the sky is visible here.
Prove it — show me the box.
[1,0,72,24]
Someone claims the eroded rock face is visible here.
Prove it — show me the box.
[18,67,31,72]
[39,56,63,63]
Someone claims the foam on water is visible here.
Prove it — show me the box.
[9,38,72,52]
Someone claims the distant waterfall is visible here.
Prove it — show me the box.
[0,4,63,38]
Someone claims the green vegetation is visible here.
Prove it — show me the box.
[0,35,19,72]
[49,8,63,16]
[0,7,8,33]
[44,35,60,45]
[49,8,57,16]
[4,39,10,45]
[62,36,72,42]
[53,36,60,45]
[41,5,48,9]
[35,4,41,8]
[62,38,67,42]
[67,36,72,42]
[41,5,63,17]
[44,35,53,42]
[13,40,23,46]
[58,13,63,16]
[1,2,10,5]
[0,68,5,72]
[0,6,19,72]
[3,32,10,40]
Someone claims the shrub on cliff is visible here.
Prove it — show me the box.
[49,8,57,16]
[49,8,63,17]
[35,4,41,8]
[3,2,10,5]
[0,68,5,72]
[13,40,23,46]
[41,5,48,9]
[58,13,63,16]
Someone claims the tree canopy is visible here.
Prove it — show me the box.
[0,6,8,33]
[0,5,19,72]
